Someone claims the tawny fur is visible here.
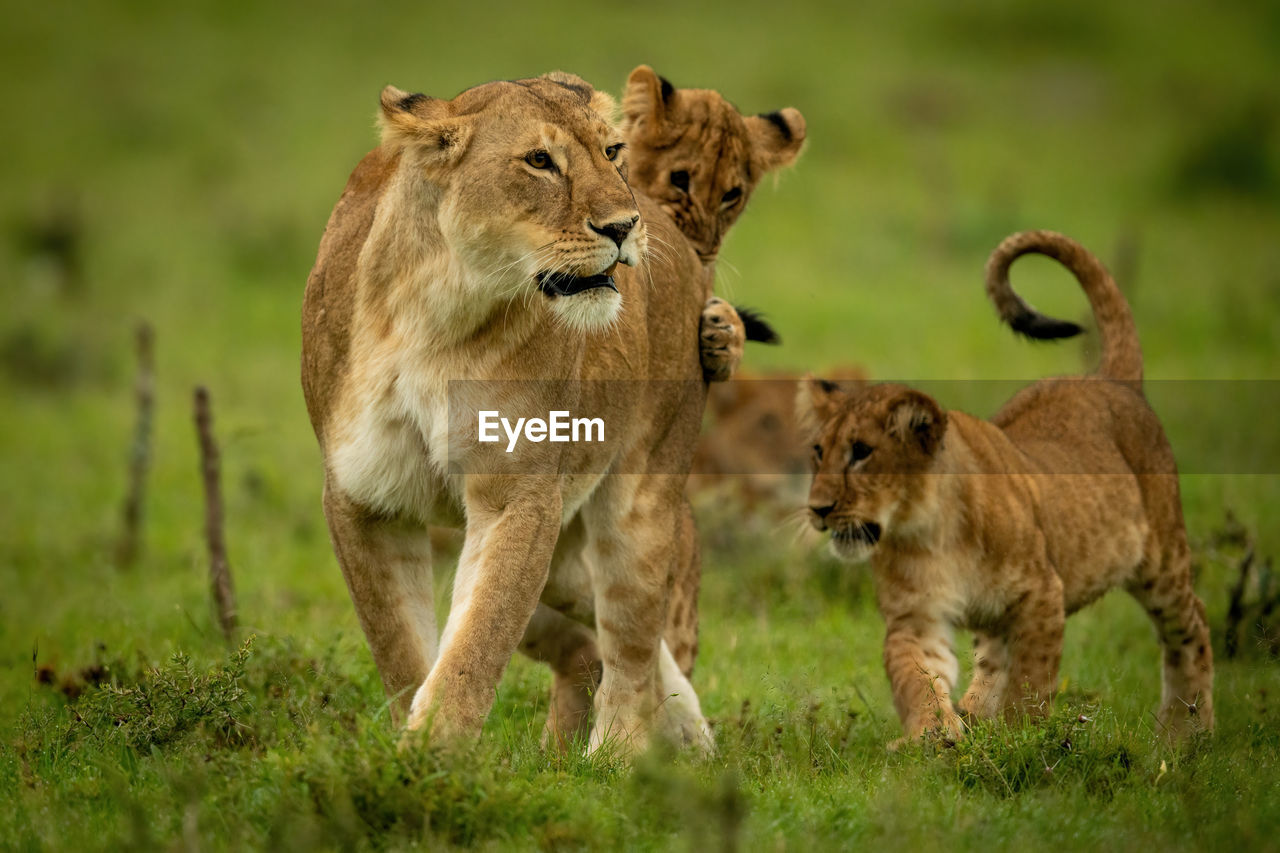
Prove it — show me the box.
[303,73,718,757]
[623,64,806,673]
[799,230,1213,748]
[520,67,808,748]
[690,366,867,511]
[625,63,805,383]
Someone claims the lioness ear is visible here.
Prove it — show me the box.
[622,65,676,134]
[378,85,472,167]
[885,389,947,456]
[541,71,618,123]
[745,107,807,173]
[796,374,846,435]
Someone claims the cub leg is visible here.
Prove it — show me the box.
[1001,571,1066,722]
[582,475,712,757]
[958,631,1010,721]
[1127,533,1214,738]
[406,477,561,741]
[323,483,436,725]
[698,297,746,382]
[882,616,964,747]
[520,604,602,751]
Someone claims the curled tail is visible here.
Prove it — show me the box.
[985,229,1143,385]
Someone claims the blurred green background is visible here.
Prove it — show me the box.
[2,0,1278,847]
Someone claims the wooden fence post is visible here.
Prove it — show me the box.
[194,386,237,643]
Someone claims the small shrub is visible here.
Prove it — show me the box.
[64,637,256,753]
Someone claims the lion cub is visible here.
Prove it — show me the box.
[626,64,803,382]
[800,230,1213,746]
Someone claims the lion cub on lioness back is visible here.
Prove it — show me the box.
[801,230,1213,747]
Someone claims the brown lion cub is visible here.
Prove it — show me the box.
[627,63,803,673]
[800,230,1214,747]
[625,64,803,382]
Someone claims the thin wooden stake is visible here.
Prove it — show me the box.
[115,321,154,568]
[194,386,237,643]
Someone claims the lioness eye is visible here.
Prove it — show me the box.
[525,150,553,170]
[722,186,743,205]
[850,441,873,463]
[812,444,824,461]
[605,143,624,161]
[670,170,690,192]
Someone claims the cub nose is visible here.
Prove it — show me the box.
[810,503,836,521]
[589,215,639,247]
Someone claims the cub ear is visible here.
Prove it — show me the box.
[378,85,472,168]
[885,389,947,456]
[796,374,846,435]
[622,65,676,134]
[744,107,807,173]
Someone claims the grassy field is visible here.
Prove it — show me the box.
[2,0,1278,849]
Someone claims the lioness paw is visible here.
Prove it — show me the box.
[699,297,746,382]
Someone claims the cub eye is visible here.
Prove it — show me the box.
[721,186,743,205]
[812,444,824,461]
[525,150,553,170]
[605,143,624,161]
[850,441,873,463]
[670,170,690,192]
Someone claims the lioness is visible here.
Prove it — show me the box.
[303,73,724,755]
[800,230,1213,746]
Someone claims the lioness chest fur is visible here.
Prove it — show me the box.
[801,231,1213,747]
[302,73,717,755]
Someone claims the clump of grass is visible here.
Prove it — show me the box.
[59,637,257,753]
[936,703,1144,799]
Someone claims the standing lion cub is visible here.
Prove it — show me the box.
[800,230,1213,747]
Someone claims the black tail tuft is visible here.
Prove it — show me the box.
[735,305,781,344]
[1008,310,1084,341]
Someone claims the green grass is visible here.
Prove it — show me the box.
[3,0,1278,849]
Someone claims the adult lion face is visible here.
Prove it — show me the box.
[378,73,644,332]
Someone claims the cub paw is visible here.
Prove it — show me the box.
[699,297,745,383]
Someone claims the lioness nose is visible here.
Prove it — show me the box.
[589,215,639,247]
[810,503,836,520]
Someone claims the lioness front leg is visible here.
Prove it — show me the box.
[324,483,436,725]
[699,297,746,382]
[883,617,964,748]
[406,477,561,742]
[582,475,712,757]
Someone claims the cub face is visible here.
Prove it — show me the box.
[798,379,947,563]
[379,73,644,332]
[621,65,806,265]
